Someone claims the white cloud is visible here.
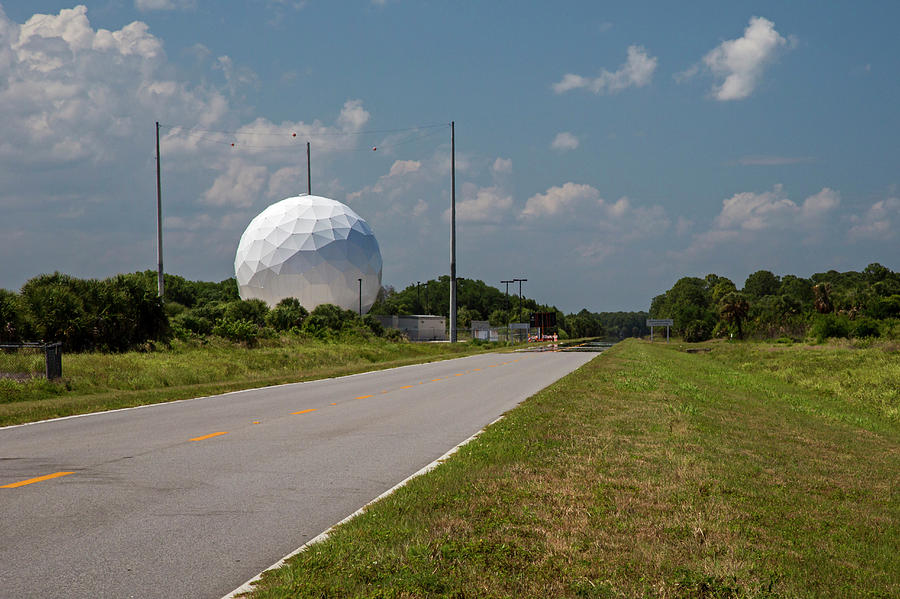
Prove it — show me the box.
[452,185,513,223]
[702,16,789,101]
[521,183,600,218]
[201,159,268,207]
[135,0,196,11]
[849,197,900,241]
[712,185,839,231]
[551,132,579,151]
[714,184,798,230]
[491,157,512,174]
[387,160,420,177]
[801,187,840,219]
[337,99,370,131]
[553,45,657,95]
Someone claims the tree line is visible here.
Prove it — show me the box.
[648,263,900,342]
[1,271,652,352]
[0,271,397,351]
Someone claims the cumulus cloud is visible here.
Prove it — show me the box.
[849,197,900,241]
[491,157,512,174]
[551,132,579,151]
[701,16,789,101]
[521,183,600,218]
[337,99,370,131]
[387,160,420,177]
[714,184,839,230]
[553,45,657,95]
[201,160,268,207]
[452,185,514,223]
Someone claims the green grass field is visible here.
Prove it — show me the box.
[0,336,501,427]
[245,339,899,598]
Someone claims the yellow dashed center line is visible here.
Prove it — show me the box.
[330,402,337,406]
[190,431,228,442]
[400,385,414,389]
[431,378,443,382]
[472,368,481,371]
[454,373,465,377]
[356,395,373,400]
[291,408,317,415]
[1,471,74,489]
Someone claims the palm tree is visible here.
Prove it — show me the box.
[719,292,750,340]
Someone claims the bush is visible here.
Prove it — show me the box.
[212,318,259,345]
[223,299,269,326]
[362,314,384,337]
[683,320,711,343]
[265,298,308,331]
[851,317,880,339]
[172,312,213,336]
[302,304,358,338]
[810,314,851,343]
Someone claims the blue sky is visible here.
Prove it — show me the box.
[1,1,898,312]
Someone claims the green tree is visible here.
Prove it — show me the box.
[743,270,781,298]
[718,292,750,340]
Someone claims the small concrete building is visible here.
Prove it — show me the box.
[377,315,446,341]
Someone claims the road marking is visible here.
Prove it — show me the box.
[252,421,260,424]
[488,365,499,368]
[472,368,481,371]
[330,402,337,406]
[355,395,373,400]
[454,373,465,376]
[190,431,228,442]
[1,471,74,489]
[291,409,317,415]
[431,378,443,382]
[400,385,413,389]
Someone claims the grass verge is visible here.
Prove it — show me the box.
[245,338,899,598]
[0,336,504,427]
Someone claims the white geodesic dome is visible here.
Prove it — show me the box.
[234,195,383,312]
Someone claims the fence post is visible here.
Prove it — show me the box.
[44,342,62,380]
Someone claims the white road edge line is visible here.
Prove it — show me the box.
[220,413,506,599]
[0,352,508,431]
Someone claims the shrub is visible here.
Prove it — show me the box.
[362,314,384,337]
[810,314,851,343]
[212,318,259,345]
[851,317,881,339]
[172,312,213,336]
[683,320,711,343]
[265,298,308,331]
[223,299,269,326]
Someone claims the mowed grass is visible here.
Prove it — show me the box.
[0,337,499,426]
[246,339,899,598]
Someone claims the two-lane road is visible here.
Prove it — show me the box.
[0,350,594,598]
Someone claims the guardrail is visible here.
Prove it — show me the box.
[0,342,63,379]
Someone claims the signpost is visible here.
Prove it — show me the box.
[647,318,674,342]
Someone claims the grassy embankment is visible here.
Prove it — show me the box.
[0,337,503,427]
[245,338,899,598]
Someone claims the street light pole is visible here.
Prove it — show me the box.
[449,121,457,343]
[358,278,362,316]
[501,279,514,342]
[155,121,164,302]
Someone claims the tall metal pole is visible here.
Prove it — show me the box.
[155,121,164,301]
[501,279,513,342]
[358,278,362,316]
[449,121,457,342]
[307,141,311,195]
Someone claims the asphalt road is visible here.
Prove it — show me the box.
[0,350,595,598]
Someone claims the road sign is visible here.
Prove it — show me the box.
[646,319,673,342]
[647,319,674,326]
